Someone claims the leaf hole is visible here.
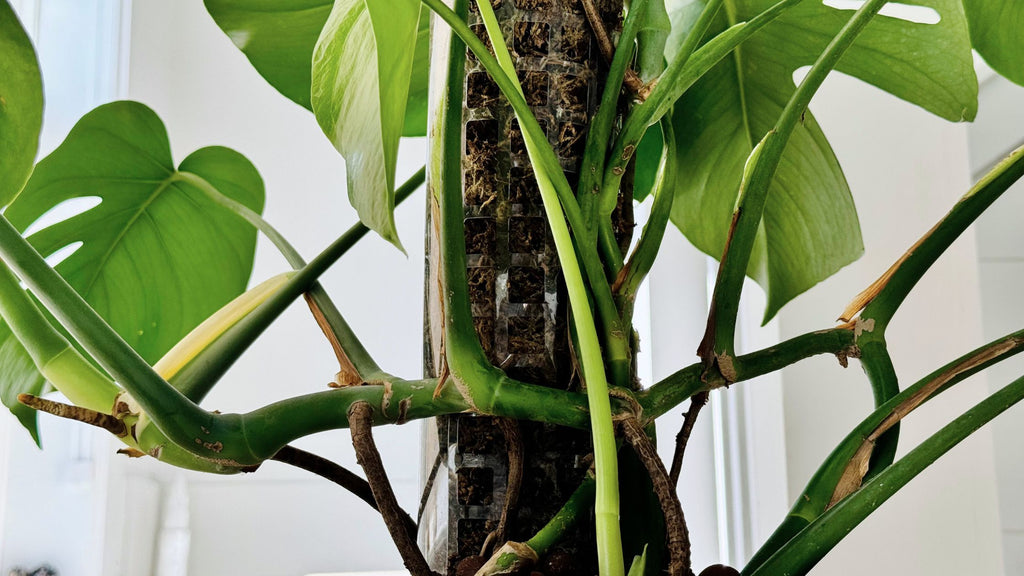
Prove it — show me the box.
[44,241,84,269]
[821,1,940,24]
[22,196,102,237]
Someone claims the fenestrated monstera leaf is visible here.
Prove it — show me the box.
[962,1,1024,86]
[203,0,431,137]
[0,0,43,207]
[5,101,265,364]
[666,0,977,321]
[311,0,421,249]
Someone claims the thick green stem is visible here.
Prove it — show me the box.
[856,340,900,476]
[744,328,1024,574]
[177,169,393,382]
[474,2,623,572]
[421,0,632,389]
[169,169,424,398]
[617,115,676,325]
[700,0,887,362]
[578,0,649,235]
[641,327,856,422]
[0,213,235,461]
[0,261,119,412]
[748,370,1024,576]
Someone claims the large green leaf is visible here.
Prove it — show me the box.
[962,1,1024,86]
[203,0,430,136]
[311,0,421,248]
[0,0,43,207]
[5,101,264,364]
[667,0,977,321]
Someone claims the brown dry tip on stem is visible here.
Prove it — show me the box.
[669,391,709,487]
[18,394,127,437]
[305,293,363,387]
[481,418,525,556]
[580,0,646,99]
[117,447,147,458]
[349,402,438,576]
[621,416,693,576]
[838,219,940,322]
[698,208,743,367]
[475,541,539,576]
[828,336,1024,507]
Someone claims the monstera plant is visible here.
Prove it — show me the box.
[1,0,1022,575]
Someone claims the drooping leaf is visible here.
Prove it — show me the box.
[962,1,1024,86]
[666,0,977,321]
[203,0,430,136]
[0,323,48,445]
[5,101,264,364]
[311,0,421,249]
[0,0,43,207]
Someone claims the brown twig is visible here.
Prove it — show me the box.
[18,394,127,437]
[621,415,694,576]
[271,445,417,538]
[669,391,709,486]
[349,402,438,576]
[481,418,525,556]
[581,0,647,98]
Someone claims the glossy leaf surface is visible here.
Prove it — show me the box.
[963,0,1024,86]
[311,0,421,248]
[204,0,430,136]
[665,0,976,320]
[6,101,264,364]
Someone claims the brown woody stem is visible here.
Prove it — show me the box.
[349,402,437,576]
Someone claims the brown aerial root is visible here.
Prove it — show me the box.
[580,0,648,99]
[669,391,709,487]
[349,402,439,576]
[480,418,525,557]
[620,415,694,576]
[18,394,127,437]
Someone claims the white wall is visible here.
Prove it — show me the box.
[969,71,1024,575]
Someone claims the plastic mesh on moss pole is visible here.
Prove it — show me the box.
[436,0,624,574]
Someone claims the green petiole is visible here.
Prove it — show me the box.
[472,2,624,574]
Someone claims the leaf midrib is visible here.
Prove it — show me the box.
[78,174,182,300]
[725,0,756,153]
